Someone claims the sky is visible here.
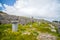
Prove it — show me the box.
[0,0,60,21]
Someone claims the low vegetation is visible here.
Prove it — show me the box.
[0,22,60,40]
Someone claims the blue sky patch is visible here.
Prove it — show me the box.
[0,0,16,6]
[0,0,16,10]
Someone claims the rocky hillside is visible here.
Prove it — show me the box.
[0,11,34,24]
[0,11,19,24]
[0,11,50,25]
[0,11,60,40]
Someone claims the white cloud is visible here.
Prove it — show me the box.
[2,0,60,21]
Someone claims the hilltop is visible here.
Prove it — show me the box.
[0,11,59,28]
[0,11,60,40]
[0,11,51,24]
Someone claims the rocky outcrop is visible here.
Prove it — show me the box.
[37,33,56,40]
[0,11,41,24]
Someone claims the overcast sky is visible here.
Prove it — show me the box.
[0,0,60,21]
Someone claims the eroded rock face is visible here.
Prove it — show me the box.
[37,33,56,40]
